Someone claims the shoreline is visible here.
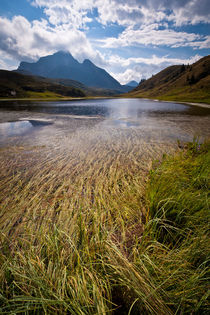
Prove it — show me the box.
[0,96,111,102]
[120,96,210,108]
[161,100,210,109]
[0,96,210,109]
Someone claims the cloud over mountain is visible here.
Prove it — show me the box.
[0,15,103,64]
[0,0,209,84]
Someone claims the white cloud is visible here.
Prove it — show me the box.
[167,0,210,26]
[108,54,202,68]
[107,54,202,84]
[193,37,210,49]
[31,0,210,27]
[0,0,209,85]
[0,51,18,70]
[32,0,95,27]
[30,1,209,51]
[0,15,104,65]
[98,25,209,49]
[32,0,145,27]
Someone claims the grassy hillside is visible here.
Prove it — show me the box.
[0,70,86,99]
[0,70,126,99]
[0,139,209,314]
[127,55,210,104]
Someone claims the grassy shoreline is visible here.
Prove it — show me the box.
[119,94,210,107]
[1,96,210,109]
[123,90,210,105]
[0,96,112,102]
[0,138,209,314]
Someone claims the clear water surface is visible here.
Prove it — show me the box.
[0,98,209,147]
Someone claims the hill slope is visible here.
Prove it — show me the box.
[17,51,130,93]
[0,70,86,98]
[0,70,130,98]
[127,55,210,104]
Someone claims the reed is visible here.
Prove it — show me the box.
[0,135,209,314]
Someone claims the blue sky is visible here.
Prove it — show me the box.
[0,0,209,84]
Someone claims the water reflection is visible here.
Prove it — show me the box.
[0,121,32,138]
[0,119,54,139]
[1,98,209,118]
[110,120,140,128]
[0,99,209,144]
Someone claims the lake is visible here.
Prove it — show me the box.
[0,98,210,149]
[0,97,210,190]
[0,97,210,251]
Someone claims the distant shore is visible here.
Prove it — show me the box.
[0,96,109,101]
[0,96,210,109]
[119,95,210,108]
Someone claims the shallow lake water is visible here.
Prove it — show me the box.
[0,97,210,178]
[0,98,210,238]
[0,98,210,147]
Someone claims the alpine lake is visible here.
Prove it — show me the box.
[1,97,209,233]
[0,97,210,313]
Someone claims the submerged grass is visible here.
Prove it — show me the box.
[0,137,209,314]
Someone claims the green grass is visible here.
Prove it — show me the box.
[144,139,210,313]
[25,91,65,99]
[0,70,86,99]
[127,86,210,104]
[157,87,210,104]
[0,140,209,314]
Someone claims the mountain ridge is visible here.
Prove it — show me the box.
[17,51,131,93]
[126,80,138,87]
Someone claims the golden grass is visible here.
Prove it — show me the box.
[0,128,167,241]
[0,123,174,313]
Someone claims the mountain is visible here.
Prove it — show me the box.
[17,51,128,93]
[127,55,210,104]
[0,70,86,98]
[126,80,138,87]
